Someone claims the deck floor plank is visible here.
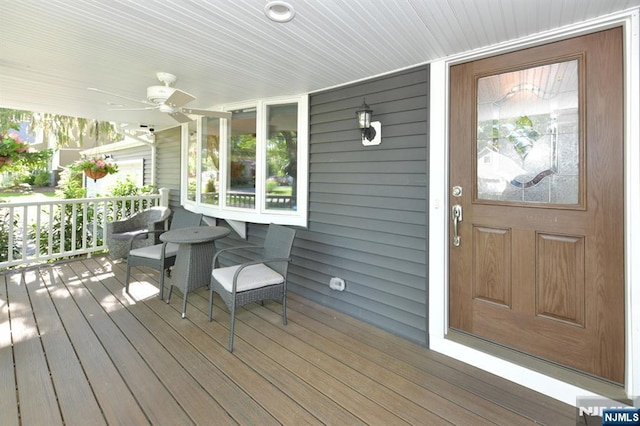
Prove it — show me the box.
[247,296,529,425]
[2,257,580,425]
[26,268,105,425]
[80,258,277,425]
[200,292,423,425]
[286,293,578,426]
[54,262,192,425]
[197,291,456,425]
[41,264,150,425]
[151,293,356,425]
[262,295,540,425]
[120,260,374,425]
[6,270,63,426]
[0,273,20,426]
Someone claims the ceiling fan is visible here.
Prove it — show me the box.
[89,72,230,123]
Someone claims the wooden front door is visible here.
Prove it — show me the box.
[448,28,625,383]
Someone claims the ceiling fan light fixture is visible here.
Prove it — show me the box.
[158,104,176,114]
[264,1,295,23]
[147,85,175,104]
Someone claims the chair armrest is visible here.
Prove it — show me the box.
[233,257,291,272]
[127,229,168,250]
[212,244,260,267]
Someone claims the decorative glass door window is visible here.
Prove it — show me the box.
[476,59,581,206]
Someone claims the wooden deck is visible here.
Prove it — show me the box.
[0,256,578,425]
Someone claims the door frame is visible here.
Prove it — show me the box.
[428,8,639,405]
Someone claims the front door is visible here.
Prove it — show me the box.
[448,28,624,383]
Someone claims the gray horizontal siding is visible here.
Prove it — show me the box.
[111,144,153,186]
[290,65,430,344]
[155,126,182,208]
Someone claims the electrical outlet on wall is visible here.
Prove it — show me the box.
[329,277,346,291]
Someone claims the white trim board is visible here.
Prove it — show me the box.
[428,8,640,406]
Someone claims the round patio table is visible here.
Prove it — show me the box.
[160,225,231,318]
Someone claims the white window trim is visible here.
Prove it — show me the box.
[429,8,639,406]
[181,94,308,228]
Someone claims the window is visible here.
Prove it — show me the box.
[228,108,257,209]
[182,95,308,227]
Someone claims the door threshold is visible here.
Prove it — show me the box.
[446,329,630,405]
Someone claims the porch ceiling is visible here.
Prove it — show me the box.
[1,0,638,130]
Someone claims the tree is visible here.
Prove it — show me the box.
[0,108,122,148]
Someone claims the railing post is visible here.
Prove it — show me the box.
[159,188,170,207]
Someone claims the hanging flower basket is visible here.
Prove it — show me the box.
[71,157,118,182]
[0,131,28,171]
[84,169,108,181]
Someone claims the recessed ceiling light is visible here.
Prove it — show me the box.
[264,1,295,23]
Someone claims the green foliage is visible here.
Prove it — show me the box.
[0,119,53,175]
[30,167,90,259]
[56,167,86,199]
[109,176,155,197]
[109,176,156,218]
[205,179,216,193]
[31,202,99,257]
[1,107,123,149]
[0,132,29,158]
[33,171,50,187]
[230,161,249,186]
[0,148,54,176]
[266,180,278,193]
[269,185,292,195]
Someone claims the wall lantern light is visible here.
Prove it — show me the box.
[355,99,381,146]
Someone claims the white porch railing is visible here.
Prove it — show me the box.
[0,188,169,269]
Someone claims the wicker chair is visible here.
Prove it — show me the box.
[207,224,296,352]
[125,208,203,299]
[105,206,172,260]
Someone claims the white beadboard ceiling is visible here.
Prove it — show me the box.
[1,0,638,129]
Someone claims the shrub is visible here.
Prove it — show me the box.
[56,167,85,199]
[266,180,278,193]
[33,171,50,187]
[109,176,157,219]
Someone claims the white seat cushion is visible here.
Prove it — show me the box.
[212,263,284,292]
[129,243,179,260]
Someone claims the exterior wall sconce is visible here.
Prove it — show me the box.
[355,99,382,146]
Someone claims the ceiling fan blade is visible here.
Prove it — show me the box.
[108,106,158,111]
[181,108,232,119]
[88,87,154,105]
[169,111,193,123]
[164,88,195,108]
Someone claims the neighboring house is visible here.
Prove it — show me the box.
[79,135,153,196]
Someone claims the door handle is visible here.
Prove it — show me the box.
[452,204,463,247]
